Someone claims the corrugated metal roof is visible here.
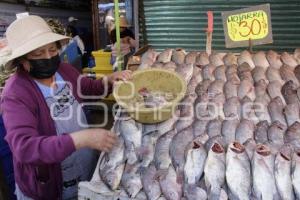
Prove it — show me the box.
[139,0,300,52]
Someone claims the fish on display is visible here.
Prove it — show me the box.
[214,65,227,81]
[284,103,300,127]
[252,66,268,83]
[252,51,270,69]
[285,122,300,149]
[266,67,285,85]
[121,163,143,198]
[184,184,207,200]
[141,163,162,200]
[185,51,198,65]
[235,119,255,144]
[237,50,255,69]
[175,63,194,83]
[281,80,300,105]
[157,49,173,63]
[209,52,225,67]
[280,65,300,87]
[267,50,283,69]
[196,52,210,66]
[222,117,239,146]
[268,97,287,128]
[202,64,216,81]
[254,120,269,144]
[281,52,298,69]
[223,53,237,67]
[267,80,286,106]
[172,48,187,65]
[292,149,300,199]
[224,76,240,99]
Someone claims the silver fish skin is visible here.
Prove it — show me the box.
[241,96,259,124]
[159,165,183,200]
[154,130,176,171]
[141,48,159,63]
[266,67,284,85]
[254,120,269,144]
[196,52,210,66]
[255,79,268,97]
[225,64,238,80]
[235,119,255,144]
[194,94,209,118]
[185,51,198,65]
[237,62,252,77]
[186,76,200,97]
[184,184,207,200]
[195,79,211,97]
[252,66,268,83]
[275,145,295,200]
[139,57,155,69]
[192,119,209,137]
[204,142,226,200]
[99,136,125,190]
[294,65,300,83]
[214,65,227,81]
[284,103,300,127]
[222,117,239,146]
[208,93,226,120]
[156,110,179,136]
[267,80,286,106]
[243,138,257,160]
[120,118,142,165]
[141,164,162,200]
[162,61,177,71]
[285,122,300,149]
[135,191,147,200]
[226,142,251,200]
[268,121,285,147]
[281,52,298,69]
[208,80,225,98]
[223,53,238,66]
[268,97,287,128]
[202,64,216,81]
[152,61,165,69]
[170,127,194,172]
[207,117,223,138]
[294,48,300,64]
[237,50,255,69]
[210,52,225,67]
[176,95,195,133]
[224,76,240,99]
[184,139,207,184]
[281,80,300,105]
[280,65,300,87]
[252,51,270,69]
[252,144,279,200]
[157,49,173,63]
[172,48,186,65]
[292,150,300,199]
[238,79,256,101]
[223,97,241,119]
[267,50,283,69]
[121,163,143,198]
[176,63,194,84]
[140,131,160,168]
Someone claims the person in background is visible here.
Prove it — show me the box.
[109,15,136,71]
[1,15,132,200]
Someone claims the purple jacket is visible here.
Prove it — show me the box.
[1,63,112,200]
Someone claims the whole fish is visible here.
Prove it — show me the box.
[284,103,300,126]
[172,48,186,65]
[254,120,269,144]
[292,150,300,199]
[238,79,256,101]
[235,119,255,144]
[226,142,251,200]
[252,144,279,200]
[184,184,207,200]
[202,64,216,81]
[294,65,300,83]
[222,117,239,146]
[195,79,211,97]
[266,67,284,85]
[268,97,287,128]
[204,142,226,199]
[281,52,298,68]
[159,165,183,200]
[119,118,142,165]
[193,119,209,137]
[176,63,194,84]
[196,52,210,66]
[223,97,241,119]
[252,66,268,83]
[281,80,300,105]
[210,52,225,67]
[267,50,283,69]
[170,127,194,173]
[163,61,177,71]
[274,145,294,200]
[121,163,143,198]
[207,117,223,138]
[157,49,173,63]
[142,48,159,63]
[100,136,125,190]
[154,130,176,171]
[252,51,269,69]
[208,79,225,98]
[225,64,238,80]
[184,138,207,184]
[214,65,227,81]
[224,76,240,99]
[267,81,286,106]
[141,164,162,200]
[268,121,285,147]
[255,79,268,97]
[223,53,237,66]
[185,51,198,65]
[285,122,300,149]
[280,65,300,87]
[237,50,255,69]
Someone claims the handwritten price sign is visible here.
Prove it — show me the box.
[222,4,273,48]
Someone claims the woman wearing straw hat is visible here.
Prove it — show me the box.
[109,15,136,70]
[1,15,132,200]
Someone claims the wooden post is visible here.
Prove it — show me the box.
[92,0,100,50]
[206,11,213,55]
[133,0,139,51]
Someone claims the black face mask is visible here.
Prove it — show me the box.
[28,54,61,79]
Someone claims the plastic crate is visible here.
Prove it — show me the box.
[92,50,113,70]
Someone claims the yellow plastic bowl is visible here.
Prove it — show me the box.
[113,68,187,123]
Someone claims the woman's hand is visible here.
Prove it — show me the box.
[106,70,132,85]
[70,128,118,152]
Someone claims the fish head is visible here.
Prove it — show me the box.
[211,142,225,154]
[229,141,245,154]
[279,144,293,161]
[124,177,142,198]
[256,144,271,156]
[102,170,120,190]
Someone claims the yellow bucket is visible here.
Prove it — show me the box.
[113,68,187,123]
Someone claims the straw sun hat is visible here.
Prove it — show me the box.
[2,15,69,70]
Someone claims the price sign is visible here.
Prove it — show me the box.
[222,4,273,48]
